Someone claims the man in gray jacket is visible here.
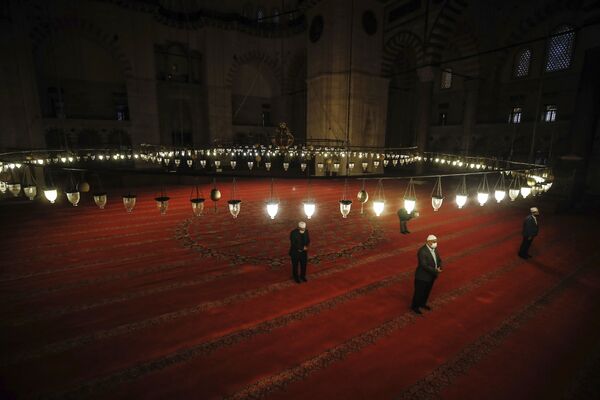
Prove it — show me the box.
[411,234,442,314]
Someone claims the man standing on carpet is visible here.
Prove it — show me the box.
[411,234,442,314]
[397,207,419,234]
[518,207,539,259]
[289,221,310,284]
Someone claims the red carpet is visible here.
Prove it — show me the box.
[0,179,599,399]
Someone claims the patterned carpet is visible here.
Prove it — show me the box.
[0,178,599,399]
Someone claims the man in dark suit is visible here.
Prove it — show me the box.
[518,207,539,259]
[411,234,442,314]
[289,221,310,283]
[397,207,419,234]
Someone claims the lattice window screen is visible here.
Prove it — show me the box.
[545,26,575,72]
[514,49,531,77]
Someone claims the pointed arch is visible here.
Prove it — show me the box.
[425,0,469,64]
[382,31,424,77]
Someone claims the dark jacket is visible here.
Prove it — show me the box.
[397,208,414,222]
[415,245,442,282]
[522,215,539,238]
[289,228,310,256]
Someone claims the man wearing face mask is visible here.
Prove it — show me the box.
[289,221,310,284]
[518,207,540,259]
[411,234,442,314]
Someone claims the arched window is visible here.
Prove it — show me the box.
[545,25,575,72]
[272,8,280,24]
[514,48,532,77]
[257,7,265,22]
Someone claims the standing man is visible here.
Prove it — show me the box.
[289,221,310,283]
[518,207,539,259]
[397,207,419,234]
[411,234,442,314]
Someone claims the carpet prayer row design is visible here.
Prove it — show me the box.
[1,180,599,399]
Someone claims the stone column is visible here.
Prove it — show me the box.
[415,66,434,153]
[124,15,160,145]
[462,79,479,155]
[204,28,233,144]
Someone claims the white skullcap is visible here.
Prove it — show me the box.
[298,221,306,229]
[426,234,437,241]
[530,207,539,213]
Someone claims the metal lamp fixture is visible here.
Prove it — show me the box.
[23,185,37,200]
[94,193,107,209]
[44,188,58,203]
[122,193,136,213]
[339,178,352,218]
[210,178,221,213]
[357,179,369,214]
[372,179,385,217]
[8,183,21,197]
[476,174,490,206]
[155,189,170,215]
[66,191,80,206]
[227,178,241,218]
[494,173,506,203]
[431,176,444,211]
[303,201,316,219]
[455,176,468,209]
[508,176,520,201]
[266,179,279,219]
[190,180,205,217]
[403,178,417,214]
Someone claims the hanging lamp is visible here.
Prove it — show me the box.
[8,182,21,197]
[227,178,242,218]
[92,174,107,209]
[190,180,205,217]
[210,178,221,213]
[455,176,468,209]
[154,185,170,215]
[476,174,490,206]
[357,179,369,214]
[266,178,279,219]
[431,176,444,211]
[43,168,58,204]
[339,178,352,218]
[122,193,136,213]
[66,173,80,206]
[403,178,417,214]
[372,179,385,216]
[494,173,507,203]
[265,161,272,171]
[303,171,316,219]
[508,175,520,201]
